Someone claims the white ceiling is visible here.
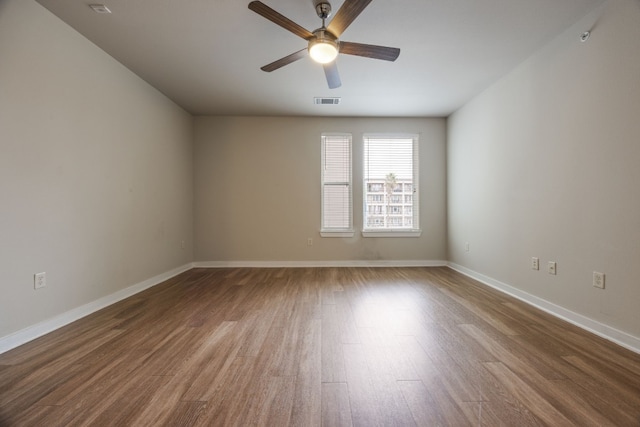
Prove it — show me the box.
[35,0,603,117]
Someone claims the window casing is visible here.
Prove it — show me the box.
[362,134,420,237]
[321,133,353,237]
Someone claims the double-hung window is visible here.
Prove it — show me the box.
[363,134,420,237]
[320,133,354,237]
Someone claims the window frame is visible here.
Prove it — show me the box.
[361,133,421,238]
[320,133,354,238]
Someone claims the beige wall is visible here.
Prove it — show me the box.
[448,0,640,338]
[194,116,447,263]
[0,0,194,338]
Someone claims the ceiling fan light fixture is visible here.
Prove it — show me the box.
[249,0,400,88]
[308,30,339,64]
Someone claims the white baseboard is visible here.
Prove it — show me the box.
[448,262,640,355]
[193,260,448,268]
[11,261,632,357]
[0,263,194,355]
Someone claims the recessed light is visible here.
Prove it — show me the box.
[89,4,111,14]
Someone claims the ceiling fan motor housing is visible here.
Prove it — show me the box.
[314,2,332,19]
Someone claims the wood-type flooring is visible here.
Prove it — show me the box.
[1,267,640,426]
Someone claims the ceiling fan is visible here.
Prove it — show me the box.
[248,0,400,89]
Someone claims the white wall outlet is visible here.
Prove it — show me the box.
[181,240,185,249]
[593,271,605,289]
[465,242,470,252]
[531,257,539,270]
[34,272,46,289]
[548,261,557,275]
[307,237,313,246]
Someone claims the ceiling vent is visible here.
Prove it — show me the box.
[314,97,341,105]
[89,4,112,14]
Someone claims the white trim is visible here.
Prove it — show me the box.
[321,133,353,233]
[362,230,422,238]
[448,262,640,355]
[362,133,420,233]
[0,263,194,355]
[194,260,447,268]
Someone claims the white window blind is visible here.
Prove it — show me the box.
[321,134,353,236]
[363,134,420,235]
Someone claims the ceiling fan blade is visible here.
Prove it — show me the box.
[323,62,342,89]
[339,41,400,61]
[326,0,373,38]
[260,48,308,72]
[248,1,314,40]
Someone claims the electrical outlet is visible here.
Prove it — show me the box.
[531,257,539,270]
[465,242,470,252]
[593,271,605,289]
[548,261,557,275]
[307,238,313,246]
[181,240,185,249]
[34,272,46,289]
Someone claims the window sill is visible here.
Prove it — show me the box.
[361,230,422,238]
[320,230,355,238]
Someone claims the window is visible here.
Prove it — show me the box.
[363,134,420,237]
[321,134,353,237]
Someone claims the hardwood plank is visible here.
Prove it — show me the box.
[461,361,546,426]
[191,356,260,426]
[341,343,387,426]
[34,351,131,406]
[401,331,534,427]
[438,287,520,336]
[505,333,570,381]
[332,288,362,344]
[545,378,625,427]
[342,343,415,426]
[321,382,353,427]
[158,401,207,427]
[0,316,124,367]
[7,404,67,427]
[458,323,631,425]
[175,321,240,401]
[127,373,198,426]
[246,375,297,426]
[290,318,322,426]
[458,402,503,427]
[234,307,277,357]
[458,323,559,381]
[364,334,420,381]
[562,354,640,407]
[483,361,573,426]
[1,266,640,426]
[73,374,173,426]
[321,304,347,383]
[0,328,125,408]
[411,329,487,403]
[399,379,464,426]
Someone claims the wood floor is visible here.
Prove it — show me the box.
[1,267,640,426]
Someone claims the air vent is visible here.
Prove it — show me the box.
[314,97,341,105]
[89,4,111,14]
